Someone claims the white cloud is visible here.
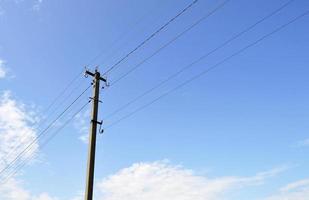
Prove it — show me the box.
[263,178,309,200]
[296,138,309,147]
[0,178,31,200]
[0,90,38,199]
[0,0,44,14]
[74,109,90,144]
[0,90,56,200]
[0,90,301,200]
[78,134,88,144]
[0,90,39,176]
[32,0,43,11]
[0,179,58,200]
[70,191,84,200]
[280,179,309,192]
[32,193,58,200]
[0,59,7,79]
[95,161,286,200]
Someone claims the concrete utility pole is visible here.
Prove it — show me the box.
[84,69,106,200]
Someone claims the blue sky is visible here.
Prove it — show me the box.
[0,0,309,199]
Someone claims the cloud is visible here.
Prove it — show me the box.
[280,179,309,192]
[0,178,31,200]
[74,109,90,144]
[32,193,58,200]
[263,179,309,200]
[296,138,309,147]
[0,90,300,200]
[0,0,44,14]
[78,134,88,144]
[0,90,58,200]
[0,179,58,200]
[32,0,43,11]
[95,161,286,200]
[0,179,57,200]
[0,91,39,174]
[0,90,42,199]
[0,59,7,79]
[70,191,84,200]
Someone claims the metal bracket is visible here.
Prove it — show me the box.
[91,120,104,134]
[89,97,102,103]
[91,119,102,125]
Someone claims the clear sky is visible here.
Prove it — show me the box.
[0,0,309,199]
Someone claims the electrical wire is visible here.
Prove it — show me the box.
[87,1,166,67]
[43,69,84,114]
[0,100,91,185]
[111,0,230,86]
[23,0,168,146]
[104,0,295,119]
[3,0,164,159]
[104,10,309,129]
[102,0,199,76]
[41,1,167,115]
[0,0,173,182]
[1,0,304,185]
[2,78,87,164]
[28,0,195,135]
[0,85,92,177]
[0,0,162,176]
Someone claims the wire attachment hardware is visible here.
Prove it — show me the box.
[98,120,104,134]
[101,76,109,89]
[84,66,89,78]
[90,120,104,134]
[89,97,102,103]
[105,81,110,88]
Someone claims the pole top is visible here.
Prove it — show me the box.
[85,69,107,82]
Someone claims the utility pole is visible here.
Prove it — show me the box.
[84,69,106,200]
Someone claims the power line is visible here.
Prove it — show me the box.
[87,1,166,67]
[111,0,230,86]
[37,78,87,131]
[55,3,170,100]
[30,0,165,141]
[104,10,309,129]
[104,0,295,119]
[0,0,184,182]
[0,100,91,185]
[102,0,199,76]
[0,85,90,177]
[0,1,175,182]
[43,69,84,114]
[38,0,193,126]
[42,1,165,118]
[0,85,91,177]
[3,77,87,164]
[30,0,187,132]
[33,0,165,130]
[35,0,165,132]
